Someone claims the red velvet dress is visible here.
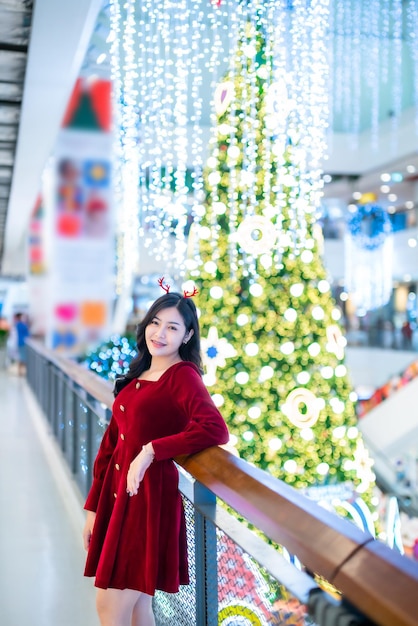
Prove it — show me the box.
[83,361,229,595]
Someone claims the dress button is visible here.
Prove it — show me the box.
[115,463,120,470]
[120,433,125,440]
[113,492,117,498]
[136,381,140,389]
[120,404,125,411]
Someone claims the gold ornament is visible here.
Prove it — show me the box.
[359,192,377,205]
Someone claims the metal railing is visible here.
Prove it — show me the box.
[26,339,418,626]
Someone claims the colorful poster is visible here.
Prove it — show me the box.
[42,78,114,355]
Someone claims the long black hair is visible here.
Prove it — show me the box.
[114,293,202,395]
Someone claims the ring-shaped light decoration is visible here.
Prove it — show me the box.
[347,204,392,251]
[218,603,264,626]
[283,387,321,428]
[236,216,277,256]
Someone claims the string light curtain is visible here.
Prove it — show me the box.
[108,0,418,287]
[194,0,330,281]
[108,0,141,327]
[108,0,330,281]
[329,0,417,146]
[134,0,231,272]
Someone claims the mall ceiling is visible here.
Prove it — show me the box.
[0,0,103,275]
[0,0,418,276]
[0,0,32,273]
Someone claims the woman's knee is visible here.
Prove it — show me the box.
[96,588,139,626]
[96,589,115,625]
[135,592,153,607]
[132,592,155,626]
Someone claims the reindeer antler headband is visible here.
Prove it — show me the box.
[158,277,198,298]
[158,277,170,293]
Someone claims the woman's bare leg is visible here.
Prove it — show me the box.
[132,592,155,626]
[96,588,141,626]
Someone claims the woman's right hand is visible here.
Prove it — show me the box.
[83,510,96,551]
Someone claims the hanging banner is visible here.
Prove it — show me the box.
[27,195,48,337]
[44,78,114,355]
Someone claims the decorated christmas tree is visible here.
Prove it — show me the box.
[82,334,137,380]
[187,14,376,520]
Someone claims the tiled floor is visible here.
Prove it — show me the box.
[0,368,100,626]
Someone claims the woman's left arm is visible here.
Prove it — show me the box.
[126,442,155,496]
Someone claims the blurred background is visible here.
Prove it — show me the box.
[1,0,418,554]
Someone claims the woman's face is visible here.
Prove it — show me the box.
[145,306,193,360]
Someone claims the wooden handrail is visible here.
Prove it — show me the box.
[27,339,418,626]
[181,447,418,626]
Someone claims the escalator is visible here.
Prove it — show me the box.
[356,361,418,516]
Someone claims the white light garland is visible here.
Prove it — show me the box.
[109,0,141,310]
[106,0,418,294]
[407,0,418,132]
[330,0,409,146]
[202,0,330,278]
[120,0,225,276]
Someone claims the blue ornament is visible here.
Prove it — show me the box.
[347,204,392,251]
[206,346,219,359]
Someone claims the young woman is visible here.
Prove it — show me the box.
[83,290,229,626]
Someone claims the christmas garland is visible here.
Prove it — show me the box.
[347,204,392,251]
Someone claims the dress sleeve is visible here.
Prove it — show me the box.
[151,365,229,461]
[84,416,119,511]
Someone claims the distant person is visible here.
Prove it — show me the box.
[401,320,413,349]
[375,317,385,347]
[14,312,29,376]
[395,459,406,484]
